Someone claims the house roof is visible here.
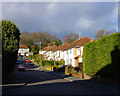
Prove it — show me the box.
[47,45,58,51]
[40,45,58,52]
[40,36,93,52]
[40,46,51,51]
[19,45,29,49]
[63,36,93,50]
[77,36,93,46]
[58,43,70,51]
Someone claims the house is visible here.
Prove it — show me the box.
[55,42,70,61]
[39,36,93,68]
[39,46,51,55]
[63,36,93,67]
[29,52,33,55]
[39,45,58,60]
[45,45,58,61]
[18,45,29,57]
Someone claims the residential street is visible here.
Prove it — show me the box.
[2,59,120,95]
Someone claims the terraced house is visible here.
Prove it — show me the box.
[63,36,93,67]
[39,36,93,67]
[39,45,58,60]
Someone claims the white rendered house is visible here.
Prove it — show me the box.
[18,45,29,57]
[64,36,93,67]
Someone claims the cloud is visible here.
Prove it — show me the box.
[2,2,118,39]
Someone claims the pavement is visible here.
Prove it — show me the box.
[2,59,120,95]
[33,61,83,82]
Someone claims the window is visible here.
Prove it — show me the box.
[66,59,69,64]
[70,59,72,64]
[66,50,68,54]
[20,49,25,51]
[70,49,72,54]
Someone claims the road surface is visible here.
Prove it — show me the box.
[2,59,120,95]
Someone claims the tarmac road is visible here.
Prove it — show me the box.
[2,59,120,95]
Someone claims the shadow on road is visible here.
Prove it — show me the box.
[2,60,120,95]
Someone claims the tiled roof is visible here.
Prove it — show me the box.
[40,46,51,51]
[19,45,29,49]
[58,43,70,51]
[40,45,58,52]
[63,36,93,50]
[47,45,58,51]
[40,36,93,51]
[77,36,94,46]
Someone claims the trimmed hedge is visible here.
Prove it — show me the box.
[83,33,120,80]
[40,60,58,67]
[59,60,65,66]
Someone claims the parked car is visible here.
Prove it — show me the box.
[26,59,31,63]
[17,64,25,71]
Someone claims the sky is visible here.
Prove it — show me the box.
[2,1,118,40]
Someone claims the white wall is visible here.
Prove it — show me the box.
[18,48,29,56]
[18,48,29,53]
[39,51,46,55]
[64,46,84,67]
[58,50,64,61]
[78,46,83,63]
[64,48,76,67]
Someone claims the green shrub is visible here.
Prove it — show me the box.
[83,33,120,80]
[59,60,65,66]
[65,65,82,75]
[28,55,33,60]
[1,20,20,75]
[40,60,58,67]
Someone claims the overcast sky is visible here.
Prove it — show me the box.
[2,2,118,39]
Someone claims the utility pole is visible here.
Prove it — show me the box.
[39,41,42,66]
[40,41,41,58]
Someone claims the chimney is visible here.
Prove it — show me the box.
[78,36,82,40]
[78,33,82,40]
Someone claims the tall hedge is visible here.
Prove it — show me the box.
[83,33,120,80]
[1,20,20,75]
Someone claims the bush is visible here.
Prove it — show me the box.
[30,54,43,65]
[40,60,58,67]
[59,60,65,66]
[1,20,20,75]
[28,55,33,60]
[65,65,82,76]
[83,33,120,80]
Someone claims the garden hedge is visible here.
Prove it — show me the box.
[83,33,120,80]
[1,20,20,75]
[59,60,65,66]
[40,60,58,67]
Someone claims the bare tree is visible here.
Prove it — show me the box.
[63,33,79,44]
[95,29,116,40]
